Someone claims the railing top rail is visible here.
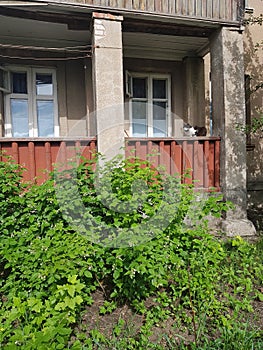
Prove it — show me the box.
[0,137,97,142]
[125,137,221,142]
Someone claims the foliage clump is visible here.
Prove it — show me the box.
[0,155,262,349]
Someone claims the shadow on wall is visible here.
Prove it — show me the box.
[243,26,263,182]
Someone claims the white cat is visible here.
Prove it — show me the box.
[183,123,197,137]
[183,123,207,137]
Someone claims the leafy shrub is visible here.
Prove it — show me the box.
[0,155,262,349]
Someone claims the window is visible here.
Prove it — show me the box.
[4,66,59,137]
[128,73,171,137]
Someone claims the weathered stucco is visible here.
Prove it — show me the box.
[92,12,125,159]
[244,0,263,231]
[210,26,256,236]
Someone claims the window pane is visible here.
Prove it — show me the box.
[11,99,29,137]
[132,78,147,98]
[153,101,167,136]
[12,72,27,94]
[37,100,54,137]
[36,73,53,95]
[132,101,147,136]
[153,79,166,99]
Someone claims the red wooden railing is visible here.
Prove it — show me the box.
[0,137,220,190]
[0,137,97,184]
[125,137,221,191]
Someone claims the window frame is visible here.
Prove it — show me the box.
[0,66,11,93]
[4,65,59,137]
[128,72,171,137]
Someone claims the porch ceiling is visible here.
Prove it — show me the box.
[0,5,210,61]
[0,13,90,48]
[123,32,209,61]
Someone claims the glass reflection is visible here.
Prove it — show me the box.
[132,78,147,98]
[153,79,166,99]
[37,101,54,137]
[36,74,53,95]
[11,99,29,137]
[12,72,27,94]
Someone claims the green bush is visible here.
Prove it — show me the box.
[0,155,262,349]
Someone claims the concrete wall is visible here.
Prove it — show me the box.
[244,0,263,231]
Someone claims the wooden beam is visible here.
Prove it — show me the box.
[123,18,214,37]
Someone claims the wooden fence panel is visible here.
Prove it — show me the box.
[58,0,241,22]
[0,138,97,184]
[0,137,220,190]
[125,137,221,191]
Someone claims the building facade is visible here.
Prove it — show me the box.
[0,0,259,235]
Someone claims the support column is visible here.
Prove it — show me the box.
[210,27,256,236]
[92,12,125,159]
[183,56,205,127]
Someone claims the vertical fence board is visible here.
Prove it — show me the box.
[175,0,181,14]
[207,0,213,18]
[170,140,176,174]
[155,0,162,12]
[188,0,195,16]
[45,141,52,173]
[139,0,146,11]
[202,0,207,18]
[162,0,168,13]
[133,0,140,10]
[208,142,215,188]
[215,140,220,189]
[147,0,155,11]
[175,142,183,177]
[203,140,210,188]
[196,0,202,17]
[193,140,204,188]
[35,143,46,182]
[181,0,187,15]
[147,140,159,170]
[219,0,225,19]
[232,0,238,21]
[212,0,220,19]
[12,142,19,163]
[182,140,191,184]
[164,141,171,174]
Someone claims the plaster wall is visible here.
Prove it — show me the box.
[244,0,263,183]
[244,0,263,231]
[92,13,125,159]
[210,26,256,236]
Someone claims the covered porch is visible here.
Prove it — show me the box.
[0,1,255,235]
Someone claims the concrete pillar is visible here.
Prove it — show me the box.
[210,27,256,236]
[183,56,205,127]
[92,12,125,159]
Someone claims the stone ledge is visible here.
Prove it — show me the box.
[222,218,257,237]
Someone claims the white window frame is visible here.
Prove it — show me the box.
[0,66,10,93]
[4,65,59,137]
[128,72,171,137]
